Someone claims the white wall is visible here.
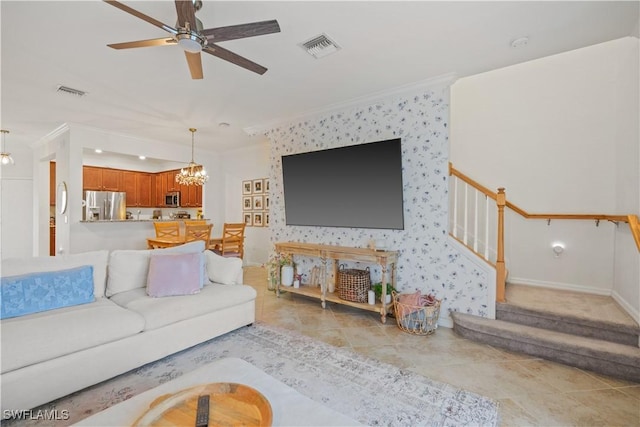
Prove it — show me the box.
[450,37,639,320]
[613,36,640,318]
[0,144,34,260]
[220,141,271,265]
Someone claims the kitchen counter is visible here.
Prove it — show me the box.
[80,218,208,223]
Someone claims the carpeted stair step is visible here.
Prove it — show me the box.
[451,311,640,382]
[496,301,640,347]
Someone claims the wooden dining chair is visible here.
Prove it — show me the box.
[211,223,246,258]
[185,223,213,245]
[154,221,180,238]
[185,220,207,226]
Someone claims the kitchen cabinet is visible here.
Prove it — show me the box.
[166,170,180,192]
[164,169,201,207]
[50,162,56,206]
[123,171,153,207]
[137,173,153,207]
[82,166,201,208]
[195,184,202,207]
[181,184,202,207]
[49,226,55,256]
[83,166,122,191]
[155,173,167,207]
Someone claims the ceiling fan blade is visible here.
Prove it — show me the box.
[108,38,176,50]
[184,51,204,79]
[201,20,281,43]
[104,0,177,34]
[174,0,197,29]
[202,44,267,75]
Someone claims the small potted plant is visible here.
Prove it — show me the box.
[373,282,397,303]
[267,252,295,287]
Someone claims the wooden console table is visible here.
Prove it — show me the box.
[274,242,398,323]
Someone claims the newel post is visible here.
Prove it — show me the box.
[496,188,506,303]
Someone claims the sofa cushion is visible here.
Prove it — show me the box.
[1,266,94,319]
[109,284,257,331]
[204,251,244,285]
[1,250,109,298]
[107,241,206,297]
[147,252,201,297]
[1,298,145,374]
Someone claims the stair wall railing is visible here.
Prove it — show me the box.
[449,163,640,303]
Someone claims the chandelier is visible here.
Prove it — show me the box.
[176,128,208,186]
[1,129,14,166]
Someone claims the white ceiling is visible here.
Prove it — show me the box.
[2,1,638,154]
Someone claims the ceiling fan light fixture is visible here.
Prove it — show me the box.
[176,128,208,186]
[177,33,204,53]
[0,130,14,166]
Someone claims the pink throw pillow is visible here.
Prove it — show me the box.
[146,252,201,297]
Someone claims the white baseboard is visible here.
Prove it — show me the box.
[611,290,640,325]
[508,276,612,296]
[438,314,453,329]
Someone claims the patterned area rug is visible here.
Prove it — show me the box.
[7,323,499,426]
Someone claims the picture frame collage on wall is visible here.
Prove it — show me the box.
[242,178,269,227]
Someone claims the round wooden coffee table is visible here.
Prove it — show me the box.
[132,382,272,426]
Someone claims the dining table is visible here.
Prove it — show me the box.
[147,236,223,249]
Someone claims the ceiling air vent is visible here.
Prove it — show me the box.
[56,85,87,97]
[300,34,341,59]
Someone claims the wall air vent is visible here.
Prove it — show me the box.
[56,85,87,97]
[300,34,341,59]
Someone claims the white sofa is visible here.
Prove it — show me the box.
[0,241,257,413]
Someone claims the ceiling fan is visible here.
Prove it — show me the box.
[104,0,280,79]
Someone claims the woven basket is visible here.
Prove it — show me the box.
[337,265,371,303]
[392,291,441,335]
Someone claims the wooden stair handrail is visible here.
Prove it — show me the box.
[449,163,640,304]
[449,163,497,201]
[449,163,636,226]
[629,215,640,252]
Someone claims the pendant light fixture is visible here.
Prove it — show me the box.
[0,129,14,166]
[176,128,208,186]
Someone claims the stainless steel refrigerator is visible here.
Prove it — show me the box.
[83,191,127,221]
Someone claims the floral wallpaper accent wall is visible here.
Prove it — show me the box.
[265,84,492,322]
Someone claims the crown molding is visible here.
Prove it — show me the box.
[31,123,71,149]
[244,72,458,136]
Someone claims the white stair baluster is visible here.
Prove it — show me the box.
[452,177,458,238]
[473,190,479,252]
[463,183,469,245]
[484,195,490,260]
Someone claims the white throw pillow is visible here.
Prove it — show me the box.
[106,241,206,297]
[204,251,243,285]
[1,250,109,298]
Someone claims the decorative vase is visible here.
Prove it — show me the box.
[382,294,391,304]
[281,265,294,287]
[267,277,277,292]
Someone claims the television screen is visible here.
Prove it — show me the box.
[281,138,404,229]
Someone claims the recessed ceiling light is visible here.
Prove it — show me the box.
[138,155,146,160]
[511,37,529,48]
[95,149,103,153]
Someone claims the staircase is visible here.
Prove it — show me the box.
[451,284,640,382]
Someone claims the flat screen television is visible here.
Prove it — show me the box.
[281,138,404,229]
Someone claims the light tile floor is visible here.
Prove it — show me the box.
[243,266,640,427]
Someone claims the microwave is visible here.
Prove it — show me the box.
[165,191,180,207]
